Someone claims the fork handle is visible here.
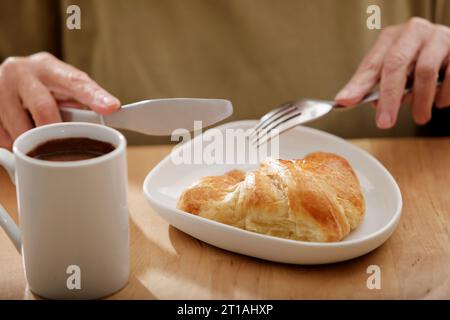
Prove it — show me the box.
[358,73,444,105]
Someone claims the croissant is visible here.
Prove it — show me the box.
[177,152,365,242]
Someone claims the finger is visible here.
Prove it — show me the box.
[0,92,34,140]
[370,94,411,109]
[335,26,401,106]
[435,57,450,108]
[53,70,121,115]
[0,58,34,139]
[17,74,61,126]
[412,26,450,124]
[376,18,432,129]
[30,53,120,115]
[57,100,88,109]
[0,122,13,150]
[53,91,89,108]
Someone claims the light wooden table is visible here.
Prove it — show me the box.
[1,138,449,299]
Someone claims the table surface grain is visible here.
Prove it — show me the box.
[1,138,449,299]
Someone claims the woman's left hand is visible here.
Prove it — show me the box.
[335,17,450,129]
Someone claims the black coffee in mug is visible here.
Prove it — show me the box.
[27,137,116,162]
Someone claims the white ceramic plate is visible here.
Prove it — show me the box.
[143,120,402,264]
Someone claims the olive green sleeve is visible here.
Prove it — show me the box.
[434,0,450,25]
[0,0,62,61]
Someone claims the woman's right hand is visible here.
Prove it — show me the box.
[0,52,120,149]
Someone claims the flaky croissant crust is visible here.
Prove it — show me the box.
[177,152,365,242]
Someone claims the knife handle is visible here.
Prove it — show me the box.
[60,107,105,125]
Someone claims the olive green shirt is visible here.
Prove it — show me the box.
[1,0,449,143]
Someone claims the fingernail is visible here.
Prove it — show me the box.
[102,95,119,106]
[94,91,119,109]
[377,111,392,129]
[335,89,351,100]
[415,114,430,125]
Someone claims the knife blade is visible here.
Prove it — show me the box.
[60,98,233,136]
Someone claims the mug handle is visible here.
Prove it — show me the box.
[0,148,22,253]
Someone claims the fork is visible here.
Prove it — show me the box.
[249,77,444,148]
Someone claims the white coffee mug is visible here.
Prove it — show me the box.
[0,122,129,299]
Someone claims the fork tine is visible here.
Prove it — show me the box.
[259,101,294,124]
[250,108,302,145]
[248,101,295,138]
[256,104,297,131]
[249,105,298,141]
[249,99,334,148]
[253,112,305,148]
